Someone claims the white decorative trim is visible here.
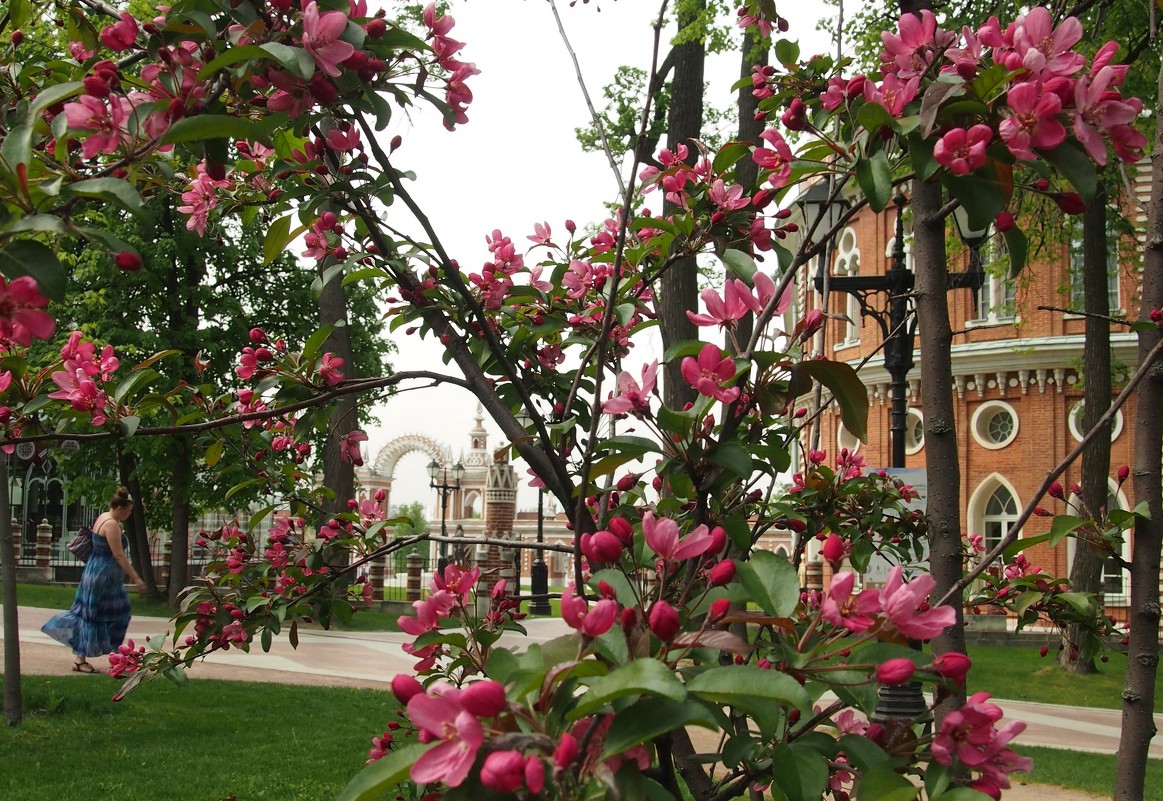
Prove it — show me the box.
[1068,401,1124,443]
[905,408,925,455]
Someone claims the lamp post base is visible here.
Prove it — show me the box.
[436,555,449,579]
[528,560,551,615]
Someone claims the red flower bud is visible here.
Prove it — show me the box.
[709,559,736,586]
[249,327,267,344]
[607,516,633,544]
[113,250,142,270]
[1118,465,1130,483]
[822,533,845,570]
[620,606,638,630]
[709,526,727,556]
[554,733,579,768]
[648,600,681,642]
[580,531,624,564]
[930,652,972,685]
[364,18,387,38]
[11,30,23,45]
[616,472,639,492]
[709,598,731,622]
[876,657,916,685]
[597,579,616,599]
[994,211,1015,232]
[1052,192,1086,215]
[1048,481,1064,500]
[460,679,507,717]
[390,674,423,704]
[1039,645,1049,657]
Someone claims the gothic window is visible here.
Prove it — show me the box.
[1067,219,1120,312]
[831,227,861,346]
[982,484,1018,552]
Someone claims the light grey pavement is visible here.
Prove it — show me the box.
[8,605,1163,761]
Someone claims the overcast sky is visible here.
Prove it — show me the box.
[361,1,836,514]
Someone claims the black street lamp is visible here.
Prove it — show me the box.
[428,459,464,577]
[800,189,986,725]
[515,410,552,615]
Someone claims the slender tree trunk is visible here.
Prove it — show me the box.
[1114,61,1163,801]
[1062,185,1111,674]
[168,437,193,605]
[658,0,705,408]
[117,450,160,600]
[1,458,22,725]
[911,178,967,715]
[318,258,357,524]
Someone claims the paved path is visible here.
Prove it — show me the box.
[8,604,1163,762]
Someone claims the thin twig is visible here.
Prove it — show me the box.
[1037,305,1133,326]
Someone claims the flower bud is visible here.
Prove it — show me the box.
[709,526,727,556]
[114,250,142,270]
[876,657,916,685]
[648,600,681,642]
[607,516,634,544]
[709,559,736,586]
[460,679,507,717]
[1052,192,1086,215]
[822,533,845,570]
[554,732,579,768]
[524,756,545,794]
[481,750,526,793]
[709,598,731,622]
[931,652,972,685]
[390,674,423,705]
[994,211,1015,232]
[580,531,624,564]
[1118,465,1130,483]
[1048,481,1064,500]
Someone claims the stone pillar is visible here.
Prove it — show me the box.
[369,551,386,599]
[35,519,52,569]
[11,517,20,564]
[406,552,424,602]
[805,560,824,594]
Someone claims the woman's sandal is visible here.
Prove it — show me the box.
[72,660,96,674]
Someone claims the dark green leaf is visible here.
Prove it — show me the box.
[1048,514,1088,547]
[791,360,868,442]
[1002,225,1028,278]
[337,743,432,801]
[264,215,295,265]
[64,178,150,222]
[771,744,830,801]
[162,115,278,146]
[1041,140,1098,202]
[942,173,1006,233]
[687,664,810,712]
[857,102,894,137]
[569,659,687,719]
[706,442,753,480]
[858,768,919,801]
[603,697,717,758]
[713,142,753,175]
[301,324,335,367]
[774,38,800,67]
[737,549,798,617]
[0,240,67,301]
[856,151,893,212]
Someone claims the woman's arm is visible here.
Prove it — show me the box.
[98,519,148,593]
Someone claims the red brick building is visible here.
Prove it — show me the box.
[796,165,1150,622]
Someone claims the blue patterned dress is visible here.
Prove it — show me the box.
[41,530,131,658]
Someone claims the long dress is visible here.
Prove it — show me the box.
[41,531,131,658]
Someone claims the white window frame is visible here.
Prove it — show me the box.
[970,401,1019,450]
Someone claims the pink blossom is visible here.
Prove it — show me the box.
[821,572,881,633]
[340,429,366,466]
[933,125,993,175]
[63,95,131,159]
[459,679,507,717]
[881,566,956,640]
[877,657,917,685]
[48,367,107,425]
[560,584,617,638]
[999,81,1066,161]
[1010,7,1085,78]
[318,352,345,386]
[300,2,355,78]
[708,179,749,211]
[680,343,740,404]
[176,162,231,237]
[1072,68,1142,166]
[880,10,946,78]
[752,129,794,188]
[99,12,138,52]
[432,564,481,605]
[642,512,717,562]
[863,73,920,117]
[527,221,552,244]
[481,750,526,793]
[687,279,762,329]
[0,276,55,347]
[408,688,484,787]
[602,360,658,417]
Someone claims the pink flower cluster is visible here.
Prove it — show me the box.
[823,566,956,639]
[47,332,119,425]
[932,692,1033,797]
[0,276,54,348]
[397,565,481,670]
[469,230,525,310]
[422,3,479,128]
[108,638,145,678]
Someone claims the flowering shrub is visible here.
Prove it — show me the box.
[0,2,1147,799]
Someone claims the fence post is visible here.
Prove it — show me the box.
[34,519,52,570]
[405,553,423,602]
[806,560,824,594]
[159,534,172,592]
[11,517,19,564]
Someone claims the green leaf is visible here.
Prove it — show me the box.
[791,360,868,442]
[603,697,717,758]
[687,664,810,712]
[337,743,432,801]
[837,734,893,772]
[64,178,150,222]
[0,240,67,301]
[1048,514,1089,547]
[856,151,893,212]
[31,81,84,118]
[569,658,687,719]
[1002,225,1028,278]
[0,124,33,173]
[263,215,294,265]
[858,768,919,801]
[942,172,1006,233]
[713,142,753,175]
[857,102,894,137]
[1041,140,1098,202]
[720,248,758,281]
[918,80,965,137]
[260,42,316,79]
[301,324,335,367]
[774,37,800,68]
[589,569,639,608]
[162,115,277,146]
[205,441,224,468]
[737,550,798,617]
[706,441,753,480]
[771,744,830,801]
[120,416,141,437]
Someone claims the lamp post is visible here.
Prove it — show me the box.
[515,410,552,615]
[428,459,464,577]
[799,189,986,725]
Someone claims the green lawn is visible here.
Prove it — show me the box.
[14,582,175,619]
[0,675,400,801]
[1013,745,1162,798]
[965,643,1162,712]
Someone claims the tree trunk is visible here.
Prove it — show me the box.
[911,178,967,715]
[1,458,22,725]
[318,258,357,524]
[168,436,193,605]
[1114,61,1163,801]
[658,1,705,408]
[117,449,160,601]
[1062,185,1111,674]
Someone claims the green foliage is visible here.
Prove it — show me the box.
[391,500,429,573]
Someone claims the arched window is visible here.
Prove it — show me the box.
[832,227,861,347]
[1066,483,1130,601]
[982,485,1018,551]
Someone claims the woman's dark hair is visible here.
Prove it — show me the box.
[110,486,133,509]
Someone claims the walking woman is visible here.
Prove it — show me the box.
[41,487,148,672]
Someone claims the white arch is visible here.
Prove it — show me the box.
[1065,479,1131,602]
[370,434,452,479]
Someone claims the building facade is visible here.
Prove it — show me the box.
[797,166,1150,622]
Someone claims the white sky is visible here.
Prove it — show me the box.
[361,1,836,515]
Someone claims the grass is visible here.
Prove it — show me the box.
[14,582,175,619]
[965,644,1163,712]
[0,674,398,801]
[1013,745,1163,798]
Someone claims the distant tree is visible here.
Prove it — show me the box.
[392,501,430,573]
